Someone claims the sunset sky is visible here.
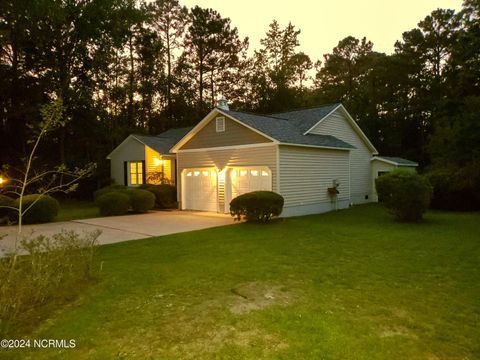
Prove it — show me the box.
[181,0,463,60]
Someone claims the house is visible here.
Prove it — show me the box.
[106,127,192,186]
[108,101,417,217]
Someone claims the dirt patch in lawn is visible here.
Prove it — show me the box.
[379,324,417,339]
[229,281,298,315]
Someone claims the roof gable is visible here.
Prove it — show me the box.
[107,127,192,159]
[179,113,273,150]
[304,105,378,154]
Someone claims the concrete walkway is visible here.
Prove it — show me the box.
[0,211,234,255]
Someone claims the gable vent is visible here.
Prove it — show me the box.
[216,117,225,132]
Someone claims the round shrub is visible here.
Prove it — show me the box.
[139,184,177,208]
[375,170,433,222]
[128,189,155,212]
[0,194,14,218]
[12,194,60,224]
[230,191,284,222]
[93,184,128,201]
[95,191,130,216]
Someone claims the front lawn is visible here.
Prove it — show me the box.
[7,204,480,359]
[55,199,99,222]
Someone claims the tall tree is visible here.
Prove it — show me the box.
[150,0,188,121]
[183,6,245,112]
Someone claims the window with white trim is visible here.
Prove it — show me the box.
[216,117,225,132]
[129,161,143,185]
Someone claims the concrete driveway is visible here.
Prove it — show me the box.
[0,211,234,255]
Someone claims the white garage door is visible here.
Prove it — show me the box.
[231,167,272,200]
[182,168,217,212]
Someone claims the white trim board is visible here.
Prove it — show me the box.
[371,156,418,167]
[176,142,277,153]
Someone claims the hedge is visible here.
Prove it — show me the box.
[93,184,128,201]
[0,194,14,218]
[230,191,284,222]
[12,194,60,224]
[139,184,177,208]
[95,192,130,216]
[128,189,155,212]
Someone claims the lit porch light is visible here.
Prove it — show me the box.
[0,176,5,186]
[153,158,163,166]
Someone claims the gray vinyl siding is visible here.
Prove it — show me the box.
[177,145,278,205]
[279,145,350,208]
[109,137,145,185]
[180,116,272,150]
[308,109,373,203]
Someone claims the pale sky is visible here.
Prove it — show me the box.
[181,0,463,60]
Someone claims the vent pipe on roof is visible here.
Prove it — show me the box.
[217,97,229,111]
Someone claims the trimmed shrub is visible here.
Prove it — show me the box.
[0,195,14,218]
[95,191,130,216]
[139,184,177,208]
[128,189,155,212]
[11,194,60,224]
[375,170,433,222]
[93,184,128,201]
[230,191,284,222]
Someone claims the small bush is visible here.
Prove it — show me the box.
[95,191,130,216]
[230,191,284,222]
[128,189,155,212]
[375,170,433,222]
[93,184,128,201]
[0,195,13,218]
[0,230,100,336]
[139,184,177,208]
[11,194,59,224]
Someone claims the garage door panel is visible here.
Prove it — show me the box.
[183,168,217,211]
[231,167,272,200]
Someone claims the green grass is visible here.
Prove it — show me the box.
[6,204,480,359]
[55,200,99,222]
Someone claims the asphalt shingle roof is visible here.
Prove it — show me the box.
[134,127,192,154]
[271,103,341,133]
[375,156,418,166]
[221,108,355,150]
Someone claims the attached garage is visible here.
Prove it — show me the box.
[181,166,272,213]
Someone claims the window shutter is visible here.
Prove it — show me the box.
[142,160,146,184]
[123,161,128,186]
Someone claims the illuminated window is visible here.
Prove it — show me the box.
[251,170,259,176]
[261,170,269,176]
[240,170,247,176]
[194,171,200,176]
[129,161,143,185]
[202,171,209,176]
[186,172,192,177]
[216,117,225,132]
